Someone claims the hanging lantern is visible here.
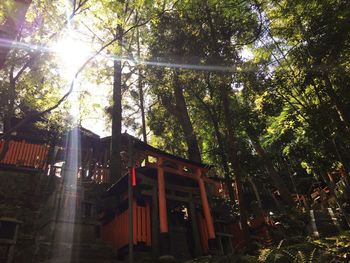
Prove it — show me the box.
[131,167,137,186]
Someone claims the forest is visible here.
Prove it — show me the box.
[1,0,350,262]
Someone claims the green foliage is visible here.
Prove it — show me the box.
[2,0,350,249]
[0,1,81,134]
[258,232,350,262]
[145,0,261,162]
[0,0,14,23]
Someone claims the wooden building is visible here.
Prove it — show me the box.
[0,126,277,262]
[100,134,219,260]
[0,119,51,172]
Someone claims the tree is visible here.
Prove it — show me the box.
[258,0,350,195]
[82,0,171,182]
[0,0,92,160]
[0,0,32,68]
[146,0,262,235]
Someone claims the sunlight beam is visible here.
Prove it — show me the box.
[53,36,91,79]
[3,38,256,74]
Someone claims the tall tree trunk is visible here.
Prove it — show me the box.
[220,84,249,236]
[172,71,201,163]
[323,76,350,192]
[247,176,262,209]
[248,136,295,206]
[0,0,32,68]
[324,75,350,138]
[136,24,147,143]
[0,66,16,161]
[210,112,236,201]
[110,25,123,183]
[187,84,236,201]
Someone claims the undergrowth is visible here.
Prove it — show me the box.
[255,231,350,262]
[183,231,350,263]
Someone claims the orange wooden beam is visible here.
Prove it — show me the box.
[144,162,198,180]
[146,202,152,246]
[143,150,210,173]
[197,169,215,239]
[133,199,137,244]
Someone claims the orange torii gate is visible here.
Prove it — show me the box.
[100,135,217,259]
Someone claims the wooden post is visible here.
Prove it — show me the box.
[152,185,159,259]
[128,169,134,263]
[128,137,134,263]
[197,169,215,239]
[110,25,123,183]
[188,194,202,256]
[157,157,168,233]
[157,157,170,255]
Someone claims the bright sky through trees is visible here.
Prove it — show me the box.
[53,35,91,80]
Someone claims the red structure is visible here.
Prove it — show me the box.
[0,139,49,169]
[0,127,287,260]
[99,135,217,258]
[101,200,152,249]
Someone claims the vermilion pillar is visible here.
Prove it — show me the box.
[157,157,168,233]
[197,169,215,239]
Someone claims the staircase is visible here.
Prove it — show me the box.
[309,208,344,237]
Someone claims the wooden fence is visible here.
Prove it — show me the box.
[101,200,152,249]
[0,140,49,169]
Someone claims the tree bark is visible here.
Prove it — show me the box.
[248,176,262,209]
[187,84,236,201]
[324,75,350,137]
[0,0,32,68]
[110,25,123,183]
[220,84,249,236]
[210,111,236,201]
[136,24,147,143]
[0,66,16,161]
[170,70,202,163]
[248,136,295,206]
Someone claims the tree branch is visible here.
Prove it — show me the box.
[233,0,264,47]
[13,53,38,82]
[0,34,119,141]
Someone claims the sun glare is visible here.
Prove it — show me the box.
[53,37,91,79]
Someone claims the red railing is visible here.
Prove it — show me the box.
[101,200,152,249]
[0,139,49,169]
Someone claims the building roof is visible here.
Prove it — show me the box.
[101,133,212,169]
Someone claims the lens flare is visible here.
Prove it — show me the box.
[53,36,90,79]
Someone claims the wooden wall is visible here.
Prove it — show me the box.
[0,140,49,169]
[196,212,209,254]
[101,200,152,249]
